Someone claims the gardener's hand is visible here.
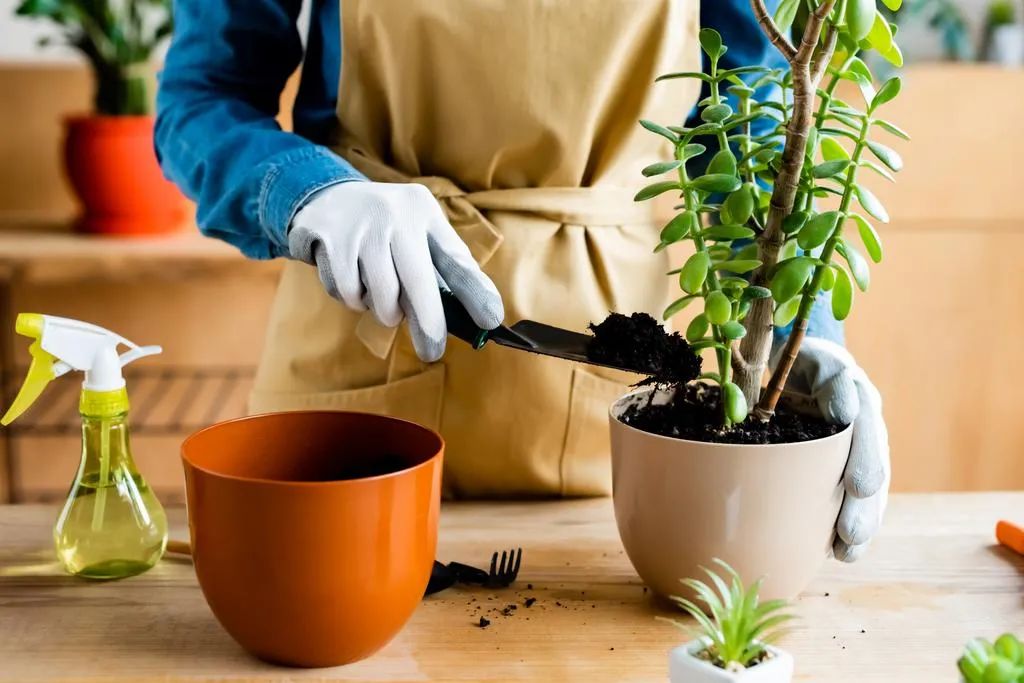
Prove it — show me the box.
[288,181,504,362]
[772,337,890,563]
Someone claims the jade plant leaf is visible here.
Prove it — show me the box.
[865,141,904,172]
[705,291,732,325]
[856,185,890,223]
[782,210,810,234]
[774,0,800,31]
[867,13,894,54]
[720,321,746,340]
[871,77,903,111]
[846,0,876,42]
[635,181,681,202]
[692,175,742,194]
[832,266,854,320]
[881,0,902,9]
[703,225,755,241]
[874,119,911,141]
[838,240,871,292]
[715,259,762,274]
[812,160,851,179]
[721,186,755,225]
[663,294,700,320]
[770,256,816,303]
[643,160,683,177]
[820,136,851,162]
[660,213,693,243]
[686,314,710,343]
[774,297,801,327]
[798,211,840,251]
[640,119,679,143]
[682,143,708,160]
[702,104,734,124]
[707,150,738,176]
[680,252,711,294]
[850,213,883,263]
[722,383,748,423]
[699,28,725,59]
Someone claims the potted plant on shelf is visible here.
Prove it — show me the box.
[608,0,906,600]
[663,560,795,683]
[15,0,185,235]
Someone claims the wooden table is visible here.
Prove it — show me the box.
[1,494,1022,682]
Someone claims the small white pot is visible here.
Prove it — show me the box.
[670,639,793,683]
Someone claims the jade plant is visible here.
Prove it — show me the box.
[15,0,173,115]
[636,0,908,428]
[959,634,1024,682]
[661,559,795,671]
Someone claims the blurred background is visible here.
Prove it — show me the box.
[0,0,1022,503]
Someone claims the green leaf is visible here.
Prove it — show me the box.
[743,286,772,300]
[634,181,681,202]
[639,119,678,144]
[783,211,810,234]
[832,266,854,321]
[874,119,911,141]
[879,41,905,68]
[812,160,851,179]
[770,257,816,303]
[699,28,725,59]
[820,136,851,162]
[774,0,800,31]
[846,0,876,42]
[720,321,747,341]
[721,186,755,225]
[642,160,682,177]
[656,71,714,83]
[686,314,710,343]
[707,150,738,176]
[702,104,734,124]
[691,174,742,194]
[867,13,894,54]
[856,185,890,223]
[681,143,708,160]
[722,382,748,424]
[664,295,701,320]
[820,264,837,291]
[871,77,902,111]
[661,212,696,243]
[839,240,871,292]
[703,225,756,241]
[679,251,711,294]
[866,140,903,172]
[798,211,841,250]
[881,0,902,9]
[715,259,762,274]
[861,160,896,182]
[994,634,1023,665]
[850,213,883,263]
[774,297,801,327]
[687,122,723,137]
[705,290,732,325]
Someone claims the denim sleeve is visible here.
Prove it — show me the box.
[694,0,844,347]
[155,0,364,260]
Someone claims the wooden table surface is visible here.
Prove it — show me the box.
[1,494,1022,682]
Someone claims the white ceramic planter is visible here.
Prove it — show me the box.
[610,387,852,600]
[670,639,793,683]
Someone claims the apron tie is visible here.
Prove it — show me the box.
[338,141,656,359]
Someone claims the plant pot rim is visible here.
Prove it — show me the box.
[180,410,444,489]
[65,113,155,127]
[674,637,792,677]
[610,385,852,450]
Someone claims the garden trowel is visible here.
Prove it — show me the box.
[440,288,636,374]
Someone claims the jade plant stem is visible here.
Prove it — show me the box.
[760,114,870,413]
[735,0,838,420]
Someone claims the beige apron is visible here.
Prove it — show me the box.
[251,0,700,498]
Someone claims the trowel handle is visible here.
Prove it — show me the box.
[439,287,490,350]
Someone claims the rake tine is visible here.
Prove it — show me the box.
[511,547,522,581]
[499,550,508,577]
[489,551,498,580]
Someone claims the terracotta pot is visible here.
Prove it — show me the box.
[610,388,851,601]
[64,115,187,235]
[181,411,444,667]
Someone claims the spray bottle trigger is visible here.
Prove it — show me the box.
[118,345,162,369]
[1,339,57,426]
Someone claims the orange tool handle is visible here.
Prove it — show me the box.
[996,520,1024,555]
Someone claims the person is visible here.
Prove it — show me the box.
[156,0,889,561]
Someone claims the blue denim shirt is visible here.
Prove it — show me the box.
[155,0,841,342]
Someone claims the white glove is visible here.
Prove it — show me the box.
[772,337,890,563]
[288,181,504,362]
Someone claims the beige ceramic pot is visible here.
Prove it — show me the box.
[610,387,852,601]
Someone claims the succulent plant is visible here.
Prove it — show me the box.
[959,634,1024,683]
[661,559,795,671]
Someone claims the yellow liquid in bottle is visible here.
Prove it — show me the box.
[54,412,167,579]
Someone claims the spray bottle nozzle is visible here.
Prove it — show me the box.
[1,314,162,426]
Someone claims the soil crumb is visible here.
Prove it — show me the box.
[524,597,536,608]
[587,312,700,386]
[619,383,841,445]
[476,617,490,629]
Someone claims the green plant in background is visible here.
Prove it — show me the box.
[636,0,908,428]
[15,0,173,115]
[983,0,1020,60]
[660,559,795,671]
[959,633,1024,682]
[881,0,973,61]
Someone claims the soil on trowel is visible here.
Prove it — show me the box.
[620,383,841,445]
[586,312,701,387]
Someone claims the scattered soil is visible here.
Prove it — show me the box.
[619,383,841,445]
[586,312,701,387]
[524,597,536,608]
[476,617,490,628]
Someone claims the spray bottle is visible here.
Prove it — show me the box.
[2,313,168,579]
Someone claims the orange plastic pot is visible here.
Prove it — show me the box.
[64,115,187,235]
[181,411,444,668]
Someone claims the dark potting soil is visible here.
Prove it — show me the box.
[620,383,841,445]
[586,312,701,387]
